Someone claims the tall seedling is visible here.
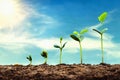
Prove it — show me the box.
[54,37,67,64]
[26,55,32,65]
[41,50,48,64]
[70,28,88,64]
[93,12,108,63]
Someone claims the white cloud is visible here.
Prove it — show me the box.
[0,28,120,58]
[0,43,28,54]
[105,45,120,58]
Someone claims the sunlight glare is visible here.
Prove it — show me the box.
[0,0,27,29]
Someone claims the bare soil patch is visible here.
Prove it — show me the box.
[0,64,120,80]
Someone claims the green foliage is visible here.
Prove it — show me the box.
[60,37,63,43]
[41,50,48,64]
[101,28,108,33]
[80,28,88,34]
[70,28,88,42]
[73,31,79,35]
[98,12,108,23]
[54,37,67,64]
[93,12,108,64]
[54,45,61,48]
[62,42,67,48]
[26,55,32,65]
[41,50,48,58]
[93,29,101,35]
[70,34,80,42]
[70,28,88,64]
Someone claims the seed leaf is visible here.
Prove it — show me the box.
[70,34,80,42]
[26,57,29,59]
[54,45,61,48]
[26,55,32,61]
[80,28,88,34]
[73,31,79,35]
[98,12,107,23]
[62,42,67,49]
[41,51,48,58]
[93,29,101,34]
[101,28,108,33]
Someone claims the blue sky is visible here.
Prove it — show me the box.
[0,0,120,65]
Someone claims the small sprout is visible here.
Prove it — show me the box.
[93,12,108,63]
[41,50,48,64]
[26,55,32,65]
[70,28,88,64]
[54,37,67,64]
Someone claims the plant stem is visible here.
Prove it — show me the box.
[30,61,32,65]
[101,34,104,63]
[79,41,82,64]
[60,49,62,64]
[59,40,62,64]
[45,58,47,64]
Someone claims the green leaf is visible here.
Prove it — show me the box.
[60,37,62,42]
[70,34,80,42]
[62,42,67,48]
[73,31,79,35]
[26,55,32,61]
[41,51,48,58]
[26,57,29,59]
[29,55,32,61]
[80,28,88,34]
[98,12,108,23]
[93,29,101,34]
[54,45,61,48]
[80,36,84,41]
[101,28,108,33]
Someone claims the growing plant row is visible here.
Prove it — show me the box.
[27,12,108,65]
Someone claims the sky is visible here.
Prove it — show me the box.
[0,0,120,65]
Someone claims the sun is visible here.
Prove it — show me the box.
[0,0,16,16]
[0,0,27,29]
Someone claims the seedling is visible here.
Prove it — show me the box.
[54,37,67,64]
[93,12,108,63]
[70,28,88,64]
[26,55,32,65]
[41,50,48,64]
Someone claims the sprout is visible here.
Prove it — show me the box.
[93,12,108,63]
[70,28,88,64]
[54,37,67,64]
[26,55,32,65]
[41,50,48,64]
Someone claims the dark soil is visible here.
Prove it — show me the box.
[0,64,120,80]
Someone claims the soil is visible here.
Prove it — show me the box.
[0,63,120,80]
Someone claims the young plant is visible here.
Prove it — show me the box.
[93,12,108,63]
[54,37,67,64]
[41,50,48,64]
[70,28,88,64]
[26,55,32,65]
